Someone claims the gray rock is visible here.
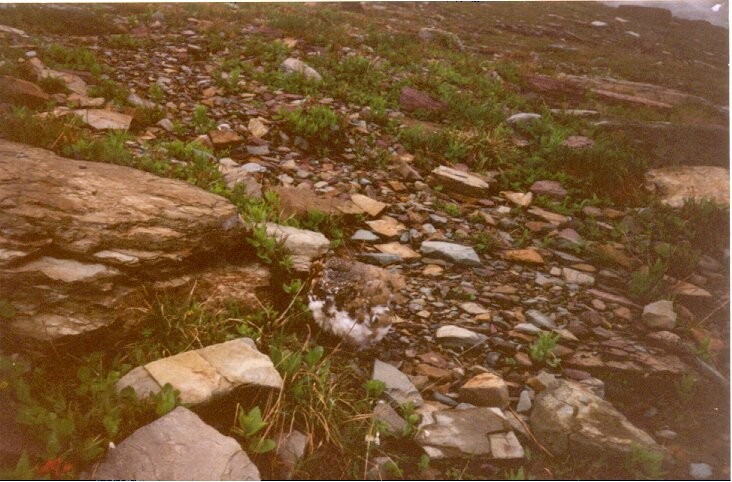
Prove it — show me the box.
[526,310,557,330]
[264,223,330,273]
[514,323,542,335]
[156,118,174,131]
[373,359,423,407]
[373,400,408,435]
[415,407,523,459]
[280,58,322,82]
[430,165,494,198]
[530,380,663,459]
[116,338,282,405]
[127,92,157,109]
[275,430,308,480]
[420,241,481,266]
[351,230,380,243]
[506,113,541,125]
[90,406,260,480]
[689,462,713,479]
[642,300,677,330]
[562,267,595,286]
[435,325,488,348]
[516,390,532,413]
[357,252,402,266]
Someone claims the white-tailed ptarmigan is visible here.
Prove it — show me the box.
[308,257,405,349]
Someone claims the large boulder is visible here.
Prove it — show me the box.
[0,140,270,347]
[0,75,50,107]
[530,380,664,459]
[88,406,261,480]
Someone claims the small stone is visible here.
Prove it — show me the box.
[689,463,713,480]
[503,248,545,265]
[459,302,489,315]
[420,241,481,266]
[459,372,510,408]
[375,242,420,259]
[156,118,174,132]
[430,165,493,198]
[280,57,322,82]
[526,310,557,330]
[373,359,423,407]
[373,400,408,435]
[529,180,567,200]
[248,117,269,138]
[562,267,595,286]
[655,429,677,441]
[276,430,308,479]
[501,191,533,207]
[357,252,402,266]
[209,129,243,147]
[526,371,557,393]
[351,230,380,243]
[506,113,541,125]
[436,325,488,348]
[516,390,532,413]
[366,216,406,238]
[642,300,677,330]
[514,323,542,335]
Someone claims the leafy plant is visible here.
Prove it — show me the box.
[192,104,216,134]
[363,379,386,400]
[279,105,341,149]
[529,332,561,367]
[246,225,293,272]
[505,466,536,480]
[399,402,420,438]
[628,259,667,303]
[234,406,277,454]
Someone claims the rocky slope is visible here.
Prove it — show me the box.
[0,3,728,480]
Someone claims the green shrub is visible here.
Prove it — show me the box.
[62,131,133,164]
[529,332,561,367]
[43,43,103,76]
[192,104,216,134]
[279,105,341,149]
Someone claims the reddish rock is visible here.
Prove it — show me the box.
[399,86,447,113]
[208,129,243,147]
[0,75,50,107]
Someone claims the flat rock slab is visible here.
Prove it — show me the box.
[530,380,663,459]
[90,406,260,480]
[436,325,488,348]
[645,166,729,208]
[116,338,282,405]
[503,248,545,265]
[415,407,523,459]
[73,109,133,130]
[430,166,493,198]
[0,140,252,343]
[373,359,423,407]
[420,241,481,266]
[264,223,330,273]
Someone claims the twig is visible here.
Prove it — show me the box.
[507,406,554,459]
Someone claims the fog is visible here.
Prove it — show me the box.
[604,0,728,27]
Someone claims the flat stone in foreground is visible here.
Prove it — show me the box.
[90,406,260,480]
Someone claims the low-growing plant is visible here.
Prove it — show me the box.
[192,104,216,134]
[624,443,665,479]
[529,332,561,367]
[233,406,277,454]
[88,79,129,105]
[147,83,165,104]
[627,259,667,303]
[247,225,293,272]
[62,131,133,164]
[43,43,103,76]
[279,105,341,150]
[471,231,498,254]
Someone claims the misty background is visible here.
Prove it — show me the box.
[604,0,729,27]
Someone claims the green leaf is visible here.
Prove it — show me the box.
[155,385,178,416]
[238,406,266,437]
[304,346,324,368]
[248,436,276,454]
[102,413,120,438]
